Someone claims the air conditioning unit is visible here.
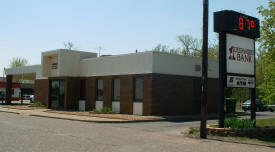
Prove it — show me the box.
[195,65,201,71]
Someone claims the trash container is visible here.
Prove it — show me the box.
[79,100,86,112]
[225,98,237,113]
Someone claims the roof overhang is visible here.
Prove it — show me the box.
[5,65,41,80]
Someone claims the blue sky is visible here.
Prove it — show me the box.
[0,0,269,76]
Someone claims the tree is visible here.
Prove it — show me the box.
[208,42,219,60]
[9,57,29,83]
[257,0,275,104]
[177,35,201,56]
[149,44,181,54]
[151,44,169,52]
[9,57,28,68]
[147,35,219,58]
[64,41,74,50]
[258,0,275,60]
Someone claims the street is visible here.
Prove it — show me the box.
[0,112,274,152]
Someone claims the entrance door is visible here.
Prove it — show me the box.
[50,80,64,109]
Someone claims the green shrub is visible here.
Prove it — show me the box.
[101,107,113,113]
[189,127,200,134]
[90,107,116,114]
[30,102,44,107]
[224,117,255,129]
[92,109,100,113]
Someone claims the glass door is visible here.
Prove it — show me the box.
[50,80,64,108]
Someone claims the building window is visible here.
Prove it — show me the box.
[134,77,143,102]
[52,63,58,69]
[80,79,86,100]
[113,78,120,101]
[97,79,104,101]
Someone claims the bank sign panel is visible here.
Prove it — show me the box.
[227,75,255,88]
[214,10,260,89]
[226,34,255,75]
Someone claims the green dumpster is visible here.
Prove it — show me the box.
[225,98,237,113]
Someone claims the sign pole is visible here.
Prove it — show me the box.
[250,41,256,125]
[251,89,256,121]
[200,0,209,139]
[218,32,226,128]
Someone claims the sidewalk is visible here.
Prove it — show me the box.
[0,106,128,123]
[0,105,219,123]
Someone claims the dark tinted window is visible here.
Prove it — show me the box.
[97,79,104,101]
[113,78,120,101]
[134,77,143,101]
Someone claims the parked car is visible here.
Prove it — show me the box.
[268,105,275,112]
[0,91,5,102]
[23,94,34,102]
[242,99,268,111]
[30,95,34,103]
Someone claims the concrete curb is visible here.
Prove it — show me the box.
[28,114,170,123]
[0,107,167,123]
[29,114,135,123]
[0,106,46,111]
[0,110,20,115]
[46,111,167,122]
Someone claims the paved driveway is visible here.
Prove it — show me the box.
[0,112,274,152]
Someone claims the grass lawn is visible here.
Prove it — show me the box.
[256,118,275,127]
[236,102,243,111]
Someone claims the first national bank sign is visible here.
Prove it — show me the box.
[226,34,254,75]
[226,34,255,88]
[214,10,260,88]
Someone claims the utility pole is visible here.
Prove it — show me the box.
[98,46,102,57]
[218,32,226,128]
[2,68,5,79]
[200,0,209,139]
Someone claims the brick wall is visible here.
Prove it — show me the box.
[34,79,49,107]
[120,76,134,114]
[5,75,12,104]
[142,74,153,115]
[83,74,153,114]
[85,77,96,111]
[34,73,218,116]
[103,77,112,108]
[151,74,218,115]
[64,77,81,110]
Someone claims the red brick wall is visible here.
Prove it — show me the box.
[120,76,134,114]
[84,74,152,114]
[5,75,12,104]
[103,77,112,108]
[142,74,153,115]
[34,79,49,107]
[64,77,81,110]
[34,73,218,116]
[85,77,96,111]
[151,74,218,115]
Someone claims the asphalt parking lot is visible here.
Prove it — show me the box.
[0,111,274,152]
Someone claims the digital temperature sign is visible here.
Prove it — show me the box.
[214,10,260,38]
